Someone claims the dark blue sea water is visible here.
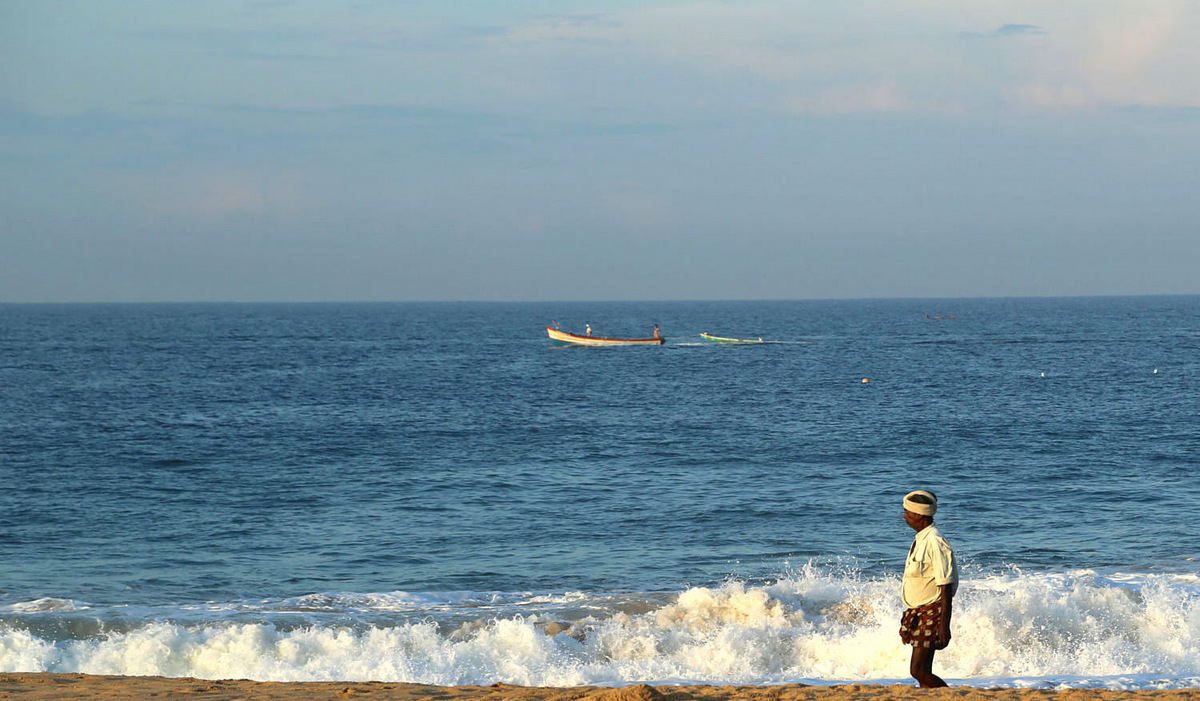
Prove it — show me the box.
[2,297,1198,687]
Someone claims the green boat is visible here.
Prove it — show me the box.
[700,332,764,344]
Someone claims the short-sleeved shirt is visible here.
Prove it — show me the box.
[902,524,958,608]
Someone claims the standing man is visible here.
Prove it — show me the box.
[900,489,958,688]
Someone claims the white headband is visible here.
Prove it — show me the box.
[903,490,938,516]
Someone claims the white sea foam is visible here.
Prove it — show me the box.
[2,568,1199,688]
[4,598,82,614]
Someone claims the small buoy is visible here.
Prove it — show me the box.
[1040,372,1045,377]
[861,378,869,384]
[1154,368,1159,374]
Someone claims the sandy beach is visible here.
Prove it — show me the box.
[2,675,1199,701]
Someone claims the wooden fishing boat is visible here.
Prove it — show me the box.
[547,327,665,346]
[700,332,764,344]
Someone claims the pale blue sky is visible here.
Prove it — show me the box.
[2,1,1198,302]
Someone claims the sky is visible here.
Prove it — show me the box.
[2,0,1198,303]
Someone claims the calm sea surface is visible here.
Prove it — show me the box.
[1,297,1198,687]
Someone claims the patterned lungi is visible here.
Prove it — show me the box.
[899,600,946,649]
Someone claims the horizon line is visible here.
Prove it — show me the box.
[2,292,1196,306]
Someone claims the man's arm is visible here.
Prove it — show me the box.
[935,584,953,649]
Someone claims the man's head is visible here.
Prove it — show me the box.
[903,490,937,531]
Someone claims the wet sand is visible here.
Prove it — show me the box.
[2,674,1199,701]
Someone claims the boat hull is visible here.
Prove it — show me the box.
[547,327,664,346]
[700,333,763,344]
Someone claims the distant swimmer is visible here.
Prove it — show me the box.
[900,490,958,688]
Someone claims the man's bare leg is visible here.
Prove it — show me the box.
[909,646,947,688]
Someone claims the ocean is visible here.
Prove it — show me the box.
[1,297,1198,689]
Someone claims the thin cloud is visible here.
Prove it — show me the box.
[783,83,914,115]
[502,14,622,45]
[961,24,1046,39]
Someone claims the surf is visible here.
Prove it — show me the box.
[4,567,1199,688]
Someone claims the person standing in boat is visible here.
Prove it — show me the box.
[899,489,958,688]
[586,324,592,337]
[653,325,660,339]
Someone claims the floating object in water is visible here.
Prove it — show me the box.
[861,378,869,384]
[1154,368,1159,374]
[1040,372,1045,377]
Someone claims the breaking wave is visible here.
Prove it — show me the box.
[3,567,1199,689]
